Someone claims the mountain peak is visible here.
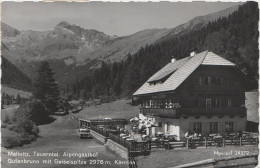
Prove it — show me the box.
[56,21,72,27]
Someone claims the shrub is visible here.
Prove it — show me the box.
[11,115,17,122]
[2,100,42,148]
[2,133,38,148]
[17,133,31,145]
[2,136,19,148]
[14,99,50,125]
[3,115,11,124]
[32,124,39,136]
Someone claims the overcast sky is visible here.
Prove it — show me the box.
[2,2,243,36]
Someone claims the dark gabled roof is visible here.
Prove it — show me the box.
[133,51,236,96]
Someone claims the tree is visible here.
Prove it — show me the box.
[2,92,6,108]
[33,61,60,113]
[16,94,21,104]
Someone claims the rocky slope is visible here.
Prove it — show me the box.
[2,21,113,63]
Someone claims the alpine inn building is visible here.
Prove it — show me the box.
[133,50,247,140]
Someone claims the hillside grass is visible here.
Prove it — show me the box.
[1,85,32,98]
[76,99,139,120]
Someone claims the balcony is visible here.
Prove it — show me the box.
[140,108,178,118]
[140,107,246,118]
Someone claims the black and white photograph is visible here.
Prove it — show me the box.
[1,1,259,168]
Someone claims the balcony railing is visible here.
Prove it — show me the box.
[140,107,246,118]
[140,108,178,118]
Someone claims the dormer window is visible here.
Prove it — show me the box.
[148,71,175,85]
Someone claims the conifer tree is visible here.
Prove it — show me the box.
[33,61,60,113]
[16,94,21,104]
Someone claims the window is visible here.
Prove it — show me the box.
[193,123,202,133]
[210,122,218,133]
[150,100,155,108]
[225,122,233,132]
[221,78,228,85]
[215,99,221,107]
[145,101,149,107]
[216,77,221,85]
[166,122,171,132]
[158,122,162,127]
[199,77,203,85]
[155,100,159,108]
[228,99,232,107]
[206,99,211,109]
[208,77,212,85]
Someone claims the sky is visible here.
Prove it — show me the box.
[2,2,243,36]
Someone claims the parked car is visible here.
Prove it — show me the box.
[78,128,91,139]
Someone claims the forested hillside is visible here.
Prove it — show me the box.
[2,57,32,91]
[66,2,259,99]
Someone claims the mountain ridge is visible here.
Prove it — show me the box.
[2,4,240,66]
[1,4,242,89]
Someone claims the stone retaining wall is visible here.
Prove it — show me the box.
[90,130,129,159]
[105,139,129,159]
[90,130,108,144]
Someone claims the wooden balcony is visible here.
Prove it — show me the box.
[140,108,178,118]
[140,107,246,118]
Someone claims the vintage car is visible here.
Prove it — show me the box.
[78,128,91,139]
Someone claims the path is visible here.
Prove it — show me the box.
[1,114,128,168]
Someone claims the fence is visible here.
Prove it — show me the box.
[131,141,151,151]
[90,125,150,153]
[150,137,258,149]
[185,137,258,149]
[109,133,151,152]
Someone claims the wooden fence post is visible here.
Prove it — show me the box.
[187,139,189,149]
[205,137,207,148]
[239,137,242,147]
[256,138,258,146]
[223,138,225,147]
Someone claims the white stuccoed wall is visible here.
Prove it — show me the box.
[148,115,246,139]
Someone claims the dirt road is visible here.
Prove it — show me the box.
[1,115,128,168]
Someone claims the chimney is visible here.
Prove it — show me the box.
[190,48,198,57]
[171,56,176,63]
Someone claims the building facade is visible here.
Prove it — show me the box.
[133,50,247,140]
